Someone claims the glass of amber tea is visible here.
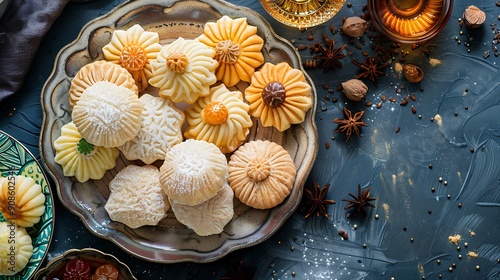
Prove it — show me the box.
[260,0,346,29]
[368,0,454,44]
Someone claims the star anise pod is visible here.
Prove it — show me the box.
[303,182,336,218]
[313,40,347,73]
[333,107,368,142]
[220,260,255,280]
[342,184,376,218]
[352,55,389,85]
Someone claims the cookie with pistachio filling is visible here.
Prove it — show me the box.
[53,122,120,183]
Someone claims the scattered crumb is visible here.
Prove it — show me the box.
[434,114,442,126]
[469,230,476,236]
[448,234,462,244]
[382,203,390,220]
[394,62,403,73]
[467,251,478,258]
[429,58,441,67]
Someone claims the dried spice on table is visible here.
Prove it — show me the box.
[333,107,368,142]
[312,40,347,73]
[220,260,255,280]
[302,182,336,218]
[352,55,389,86]
[342,185,376,218]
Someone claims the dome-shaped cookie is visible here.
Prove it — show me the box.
[245,62,312,132]
[102,24,163,92]
[228,140,296,209]
[119,94,185,164]
[104,165,169,229]
[170,182,234,236]
[149,37,218,104]
[72,81,143,148]
[69,60,138,109]
[159,139,228,206]
[0,222,33,275]
[184,84,252,153]
[0,175,45,228]
[196,15,265,87]
[54,122,120,183]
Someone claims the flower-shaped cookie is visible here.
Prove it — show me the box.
[149,37,217,104]
[197,15,265,87]
[102,24,162,92]
[54,122,120,183]
[245,62,312,132]
[184,84,252,153]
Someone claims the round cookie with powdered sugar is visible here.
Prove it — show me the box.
[159,139,228,206]
[72,81,143,148]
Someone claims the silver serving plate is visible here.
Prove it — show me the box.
[40,0,318,263]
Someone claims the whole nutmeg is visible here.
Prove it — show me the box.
[342,17,368,38]
[342,79,368,101]
[463,5,486,28]
[403,64,424,83]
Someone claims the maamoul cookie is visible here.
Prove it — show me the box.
[0,221,33,275]
[68,60,138,109]
[72,81,143,148]
[169,182,234,236]
[102,24,163,92]
[184,84,252,153]
[0,175,45,228]
[104,165,169,229]
[244,62,312,132]
[228,140,296,209]
[196,15,265,87]
[54,122,120,183]
[149,37,217,104]
[119,94,185,164]
[159,139,228,206]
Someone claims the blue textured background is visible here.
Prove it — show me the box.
[1,0,499,279]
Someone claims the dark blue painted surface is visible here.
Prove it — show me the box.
[1,0,499,279]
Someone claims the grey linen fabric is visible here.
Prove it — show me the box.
[0,0,69,102]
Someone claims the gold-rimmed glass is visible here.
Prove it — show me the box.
[260,0,346,29]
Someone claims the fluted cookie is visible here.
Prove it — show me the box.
[228,140,296,209]
[184,84,252,153]
[245,62,312,131]
[69,60,138,109]
[0,175,45,228]
[54,122,119,183]
[0,221,33,275]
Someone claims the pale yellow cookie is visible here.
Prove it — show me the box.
[149,37,217,104]
[0,175,45,228]
[104,165,169,229]
[228,140,296,209]
[119,94,185,164]
[196,15,265,87]
[0,222,33,275]
[72,81,143,148]
[54,122,120,183]
[169,183,234,236]
[184,83,252,153]
[69,60,138,109]
[102,24,163,92]
[159,139,227,206]
[245,62,312,132]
